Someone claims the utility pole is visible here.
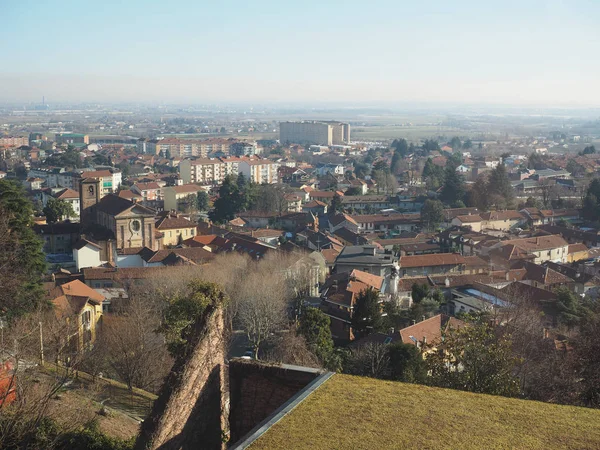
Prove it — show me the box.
[39,322,44,366]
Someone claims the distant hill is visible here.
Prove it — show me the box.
[251,374,600,450]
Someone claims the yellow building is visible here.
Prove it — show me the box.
[156,213,197,246]
[50,280,104,353]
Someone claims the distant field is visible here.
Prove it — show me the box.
[351,125,464,141]
[251,374,600,450]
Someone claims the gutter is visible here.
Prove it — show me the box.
[230,370,335,449]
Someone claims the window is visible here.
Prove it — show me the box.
[81,310,91,328]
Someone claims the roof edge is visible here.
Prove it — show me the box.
[230,369,335,449]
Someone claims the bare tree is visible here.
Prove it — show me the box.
[236,256,290,359]
[101,295,173,393]
[263,328,320,368]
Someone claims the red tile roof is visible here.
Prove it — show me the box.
[400,253,465,268]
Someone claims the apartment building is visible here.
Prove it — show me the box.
[55,133,89,145]
[179,158,225,185]
[79,169,122,196]
[238,159,280,184]
[0,135,28,147]
[280,121,351,146]
[144,138,242,158]
[163,184,206,211]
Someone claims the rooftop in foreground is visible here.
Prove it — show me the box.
[250,374,600,450]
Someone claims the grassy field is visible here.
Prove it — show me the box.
[251,374,600,450]
[351,125,462,141]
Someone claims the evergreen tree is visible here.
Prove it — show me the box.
[426,321,521,397]
[440,163,465,206]
[420,199,444,231]
[449,136,462,150]
[0,180,46,316]
[298,307,334,364]
[209,175,240,223]
[411,283,430,303]
[466,175,489,211]
[422,158,445,190]
[391,150,402,175]
[330,193,343,214]
[487,164,514,206]
[351,288,384,338]
[197,191,210,211]
[388,342,427,383]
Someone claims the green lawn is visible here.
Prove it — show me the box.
[251,374,600,450]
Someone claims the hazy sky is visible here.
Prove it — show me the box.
[1,0,599,105]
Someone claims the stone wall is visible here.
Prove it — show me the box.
[135,304,228,450]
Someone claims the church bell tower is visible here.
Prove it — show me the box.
[79,178,101,225]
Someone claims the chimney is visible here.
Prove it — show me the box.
[389,327,395,335]
[422,315,426,322]
[505,270,510,281]
[411,320,416,325]
[423,336,427,345]
[543,327,549,339]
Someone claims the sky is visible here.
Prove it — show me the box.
[1,0,599,106]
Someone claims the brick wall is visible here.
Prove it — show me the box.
[228,359,319,445]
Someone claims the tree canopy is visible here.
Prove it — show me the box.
[299,307,334,365]
[427,321,521,397]
[0,180,46,316]
[352,288,384,338]
[440,162,465,206]
[43,198,75,223]
[420,199,444,231]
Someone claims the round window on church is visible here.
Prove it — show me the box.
[131,220,141,232]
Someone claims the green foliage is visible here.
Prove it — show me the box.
[388,342,427,383]
[555,286,584,327]
[298,307,334,365]
[390,139,409,174]
[160,281,228,358]
[487,164,514,207]
[411,283,430,303]
[351,288,384,338]
[420,199,444,231]
[528,152,547,170]
[198,191,210,211]
[0,180,46,316]
[580,145,596,156]
[449,136,462,150]
[344,186,361,196]
[209,175,241,223]
[582,179,600,221]
[43,198,75,223]
[426,322,521,397]
[330,193,343,214]
[44,149,84,168]
[566,159,585,176]
[440,163,465,206]
[422,139,440,152]
[422,158,445,190]
[353,162,369,178]
[197,191,210,211]
[60,419,134,450]
[466,175,489,211]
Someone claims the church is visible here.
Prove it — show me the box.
[79,178,161,262]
